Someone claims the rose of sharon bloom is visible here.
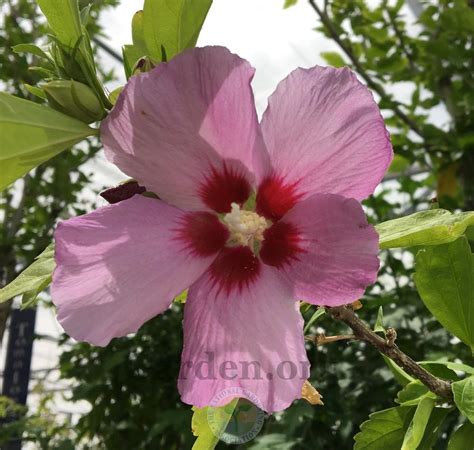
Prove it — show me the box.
[52,46,392,413]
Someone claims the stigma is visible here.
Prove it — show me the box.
[223,203,269,249]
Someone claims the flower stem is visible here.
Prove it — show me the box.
[326,305,453,400]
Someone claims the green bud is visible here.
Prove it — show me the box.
[50,40,89,85]
[43,80,105,123]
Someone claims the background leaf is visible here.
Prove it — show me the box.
[401,397,435,450]
[12,43,50,61]
[382,355,415,386]
[132,10,148,55]
[418,361,459,381]
[303,307,325,333]
[283,0,298,9]
[354,406,413,450]
[414,237,474,351]
[376,209,474,249]
[191,399,238,450]
[143,0,212,62]
[122,44,145,78]
[0,92,95,190]
[447,363,474,375]
[396,381,435,406]
[36,0,82,48]
[321,51,346,67]
[448,422,474,450]
[374,306,385,333]
[0,244,54,304]
[417,407,451,450]
[452,376,474,423]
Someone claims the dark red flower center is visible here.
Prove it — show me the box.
[184,170,304,293]
[178,212,229,257]
[260,221,303,268]
[199,163,252,213]
[209,246,261,295]
[256,175,303,221]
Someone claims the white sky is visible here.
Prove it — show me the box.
[100,0,337,113]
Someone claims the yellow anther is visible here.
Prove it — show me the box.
[223,203,269,249]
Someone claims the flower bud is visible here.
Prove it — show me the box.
[43,80,105,123]
[132,56,155,75]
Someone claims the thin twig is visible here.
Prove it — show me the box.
[385,7,418,75]
[326,305,453,400]
[305,333,356,345]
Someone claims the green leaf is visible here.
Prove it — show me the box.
[12,43,50,61]
[414,237,474,351]
[418,361,459,381]
[446,363,474,375]
[173,289,188,304]
[108,87,123,106]
[24,84,47,100]
[401,397,435,450]
[354,406,414,450]
[448,422,474,450]
[320,51,346,67]
[122,44,145,79]
[191,399,238,450]
[248,434,299,449]
[36,0,83,48]
[21,281,50,309]
[132,10,148,55]
[143,0,212,62]
[0,244,55,304]
[396,381,434,406]
[418,406,451,450]
[452,376,474,423]
[283,0,298,8]
[382,355,415,386]
[376,209,474,249]
[0,92,95,190]
[303,307,325,333]
[466,225,474,242]
[80,4,92,25]
[388,154,411,173]
[28,65,56,78]
[374,306,385,333]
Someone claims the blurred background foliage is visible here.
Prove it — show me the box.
[0,0,473,448]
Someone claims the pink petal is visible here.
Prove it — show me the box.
[178,261,309,413]
[258,66,392,220]
[101,46,268,213]
[52,196,226,346]
[260,194,379,306]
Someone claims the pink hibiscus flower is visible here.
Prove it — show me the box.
[52,46,392,413]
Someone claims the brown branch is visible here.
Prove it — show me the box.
[386,8,418,76]
[326,305,453,400]
[308,0,425,139]
[305,333,356,345]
